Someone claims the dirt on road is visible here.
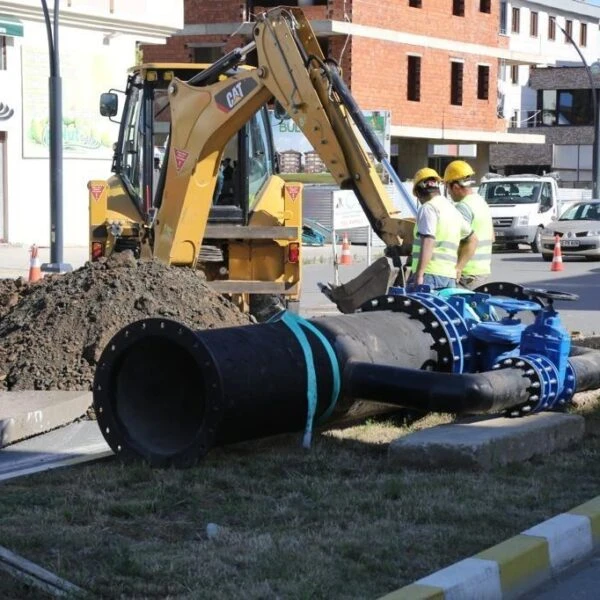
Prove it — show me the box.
[0,252,252,391]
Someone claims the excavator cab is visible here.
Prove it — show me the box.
[95,63,276,232]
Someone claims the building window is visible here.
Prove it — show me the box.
[407,55,421,101]
[480,0,490,14]
[477,65,490,100]
[510,111,519,128]
[580,23,587,47]
[191,45,224,62]
[511,7,520,33]
[248,0,327,6]
[452,0,464,17]
[565,20,573,43]
[511,64,519,84]
[540,89,593,126]
[450,61,463,106]
[530,12,538,37]
[409,0,422,7]
[548,16,556,41]
[500,1,508,34]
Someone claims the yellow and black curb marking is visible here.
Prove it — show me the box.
[379,496,600,599]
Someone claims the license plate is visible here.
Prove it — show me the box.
[495,231,505,237]
[561,240,579,247]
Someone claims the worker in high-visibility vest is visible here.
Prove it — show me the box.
[409,167,477,289]
[443,160,495,290]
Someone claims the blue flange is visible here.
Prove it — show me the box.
[411,292,468,373]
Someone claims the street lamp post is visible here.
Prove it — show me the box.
[557,22,600,198]
[40,0,71,273]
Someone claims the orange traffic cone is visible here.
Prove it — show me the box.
[28,244,42,283]
[551,235,564,272]
[340,232,352,265]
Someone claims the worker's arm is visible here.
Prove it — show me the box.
[456,232,478,280]
[414,235,435,285]
[412,201,438,285]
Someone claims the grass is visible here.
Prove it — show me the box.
[280,173,336,185]
[1,400,600,599]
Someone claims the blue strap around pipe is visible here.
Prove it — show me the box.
[275,311,341,448]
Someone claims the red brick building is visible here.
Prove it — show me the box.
[141,0,541,179]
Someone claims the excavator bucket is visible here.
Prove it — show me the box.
[318,256,399,314]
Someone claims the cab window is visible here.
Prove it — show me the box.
[118,80,144,198]
[248,109,274,209]
[539,183,553,211]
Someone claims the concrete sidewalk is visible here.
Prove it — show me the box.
[0,243,379,280]
[0,244,89,280]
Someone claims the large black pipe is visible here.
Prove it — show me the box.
[344,362,532,415]
[94,312,442,466]
[569,345,600,392]
[93,308,600,467]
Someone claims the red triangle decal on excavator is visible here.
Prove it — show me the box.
[174,148,189,171]
[89,184,105,201]
[287,185,301,201]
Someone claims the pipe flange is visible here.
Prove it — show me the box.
[525,353,560,412]
[359,294,455,372]
[555,361,576,409]
[492,355,543,417]
[94,318,224,467]
[412,292,469,373]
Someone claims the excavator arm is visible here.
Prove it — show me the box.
[154,6,414,267]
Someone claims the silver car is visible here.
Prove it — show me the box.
[540,200,600,261]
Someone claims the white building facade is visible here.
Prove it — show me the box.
[0,0,183,246]
[493,0,600,181]
[501,0,600,128]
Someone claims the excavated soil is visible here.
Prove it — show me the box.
[0,252,252,391]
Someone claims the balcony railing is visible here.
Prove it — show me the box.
[509,109,594,129]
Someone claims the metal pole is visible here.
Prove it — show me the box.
[40,0,71,273]
[557,22,599,198]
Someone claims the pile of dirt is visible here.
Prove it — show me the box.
[0,252,252,391]
[0,277,29,321]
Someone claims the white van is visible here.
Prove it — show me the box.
[478,174,589,252]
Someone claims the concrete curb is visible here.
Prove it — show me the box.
[378,496,600,599]
[0,391,92,447]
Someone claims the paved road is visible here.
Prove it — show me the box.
[301,245,600,336]
[523,552,600,599]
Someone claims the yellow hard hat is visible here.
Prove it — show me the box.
[443,160,475,184]
[413,167,441,194]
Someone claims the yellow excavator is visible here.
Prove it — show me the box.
[89,6,416,319]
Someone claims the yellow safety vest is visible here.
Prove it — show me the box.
[459,193,493,276]
[411,195,463,278]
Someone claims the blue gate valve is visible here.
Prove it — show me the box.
[470,297,542,372]
[520,288,578,398]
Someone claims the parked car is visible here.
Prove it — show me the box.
[539,200,600,261]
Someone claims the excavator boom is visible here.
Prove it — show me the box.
[154,7,415,266]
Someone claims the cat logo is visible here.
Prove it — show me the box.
[226,82,244,109]
[215,79,258,113]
